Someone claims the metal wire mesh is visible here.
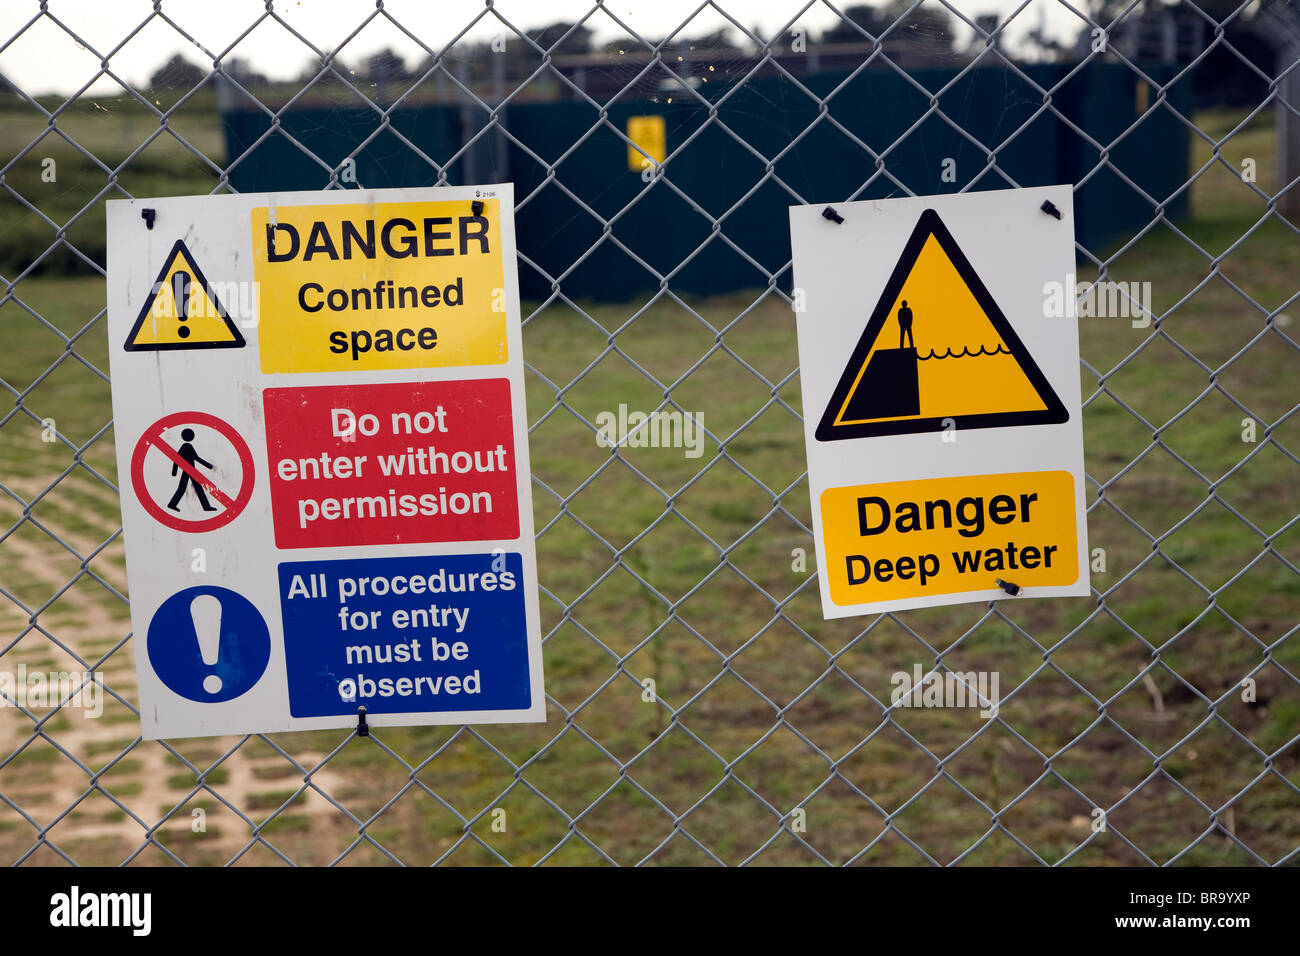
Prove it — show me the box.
[0,0,1297,866]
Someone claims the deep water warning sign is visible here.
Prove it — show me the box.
[815,209,1068,440]
[107,185,545,739]
[792,186,1090,617]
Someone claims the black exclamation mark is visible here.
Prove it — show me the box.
[173,270,191,339]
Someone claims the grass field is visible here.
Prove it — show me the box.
[0,95,1296,865]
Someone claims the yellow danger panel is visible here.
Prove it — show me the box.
[816,209,1067,441]
[627,115,666,171]
[820,470,1079,606]
[251,199,507,374]
[124,240,246,352]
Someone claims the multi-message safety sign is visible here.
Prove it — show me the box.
[107,185,545,738]
[791,186,1090,617]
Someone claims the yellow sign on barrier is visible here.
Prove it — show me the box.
[627,115,667,171]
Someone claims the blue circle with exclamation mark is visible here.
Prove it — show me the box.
[146,585,271,703]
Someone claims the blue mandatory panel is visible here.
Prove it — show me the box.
[148,585,272,703]
[278,552,530,717]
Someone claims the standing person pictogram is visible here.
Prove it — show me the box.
[898,300,915,350]
[166,428,218,512]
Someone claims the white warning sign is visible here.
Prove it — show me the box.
[791,185,1090,618]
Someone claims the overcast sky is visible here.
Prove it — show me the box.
[0,0,1087,97]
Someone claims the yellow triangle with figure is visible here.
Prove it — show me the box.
[124,240,246,352]
[816,209,1067,441]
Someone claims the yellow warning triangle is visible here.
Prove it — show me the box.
[816,209,1067,441]
[124,241,246,352]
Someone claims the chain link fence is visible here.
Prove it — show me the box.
[0,0,1297,866]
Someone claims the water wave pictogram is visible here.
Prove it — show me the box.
[915,344,1013,361]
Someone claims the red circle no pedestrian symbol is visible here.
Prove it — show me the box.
[130,411,255,533]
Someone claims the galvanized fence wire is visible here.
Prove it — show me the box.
[0,0,1297,866]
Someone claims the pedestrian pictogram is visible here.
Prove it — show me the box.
[815,209,1068,442]
[123,240,246,352]
[146,585,271,703]
[130,411,254,533]
[166,427,217,513]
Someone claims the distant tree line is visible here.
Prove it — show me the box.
[143,4,1295,109]
[149,54,269,90]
